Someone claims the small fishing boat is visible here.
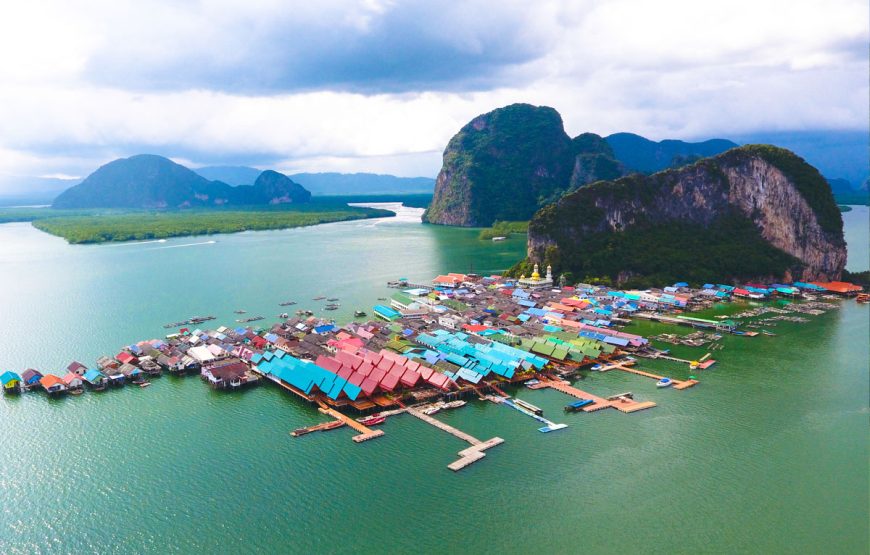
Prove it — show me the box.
[421,405,441,415]
[857,293,870,304]
[233,309,246,314]
[656,377,673,388]
[279,300,297,306]
[441,400,466,410]
[354,310,367,317]
[278,313,289,319]
[139,382,152,388]
[491,236,507,241]
[313,296,326,301]
[327,297,339,302]
[324,305,339,311]
[761,330,777,336]
[524,378,540,387]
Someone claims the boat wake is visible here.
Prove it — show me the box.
[105,238,168,247]
[149,240,217,250]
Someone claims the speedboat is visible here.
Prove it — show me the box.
[358,414,386,426]
[441,400,466,410]
[656,377,673,388]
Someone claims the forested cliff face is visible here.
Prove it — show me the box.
[422,104,622,227]
[524,145,846,285]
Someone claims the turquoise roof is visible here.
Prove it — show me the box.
[1,371,20,385]
[259,354,361,401]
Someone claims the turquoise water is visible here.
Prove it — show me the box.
[0,205,867,554]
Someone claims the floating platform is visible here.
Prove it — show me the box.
[497,397,568,433]
[530,379,656,413]
[406,406,503,471]
[599,362,699,390]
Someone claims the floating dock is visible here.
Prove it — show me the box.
[406,406,503,471]
[318,405,385,443]
[497,397,567,433]
[529,379,656,413]
[598,361,699,390]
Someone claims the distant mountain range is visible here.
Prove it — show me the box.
[604,133,739,174]
[52,155,310,209]
[1,125,864,207]
[195,167,436,195]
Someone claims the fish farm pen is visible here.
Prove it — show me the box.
[1,269,857,471]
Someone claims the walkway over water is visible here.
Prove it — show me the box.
[530,378,656,413]
[598,361,699,390]
[406,406,503,471]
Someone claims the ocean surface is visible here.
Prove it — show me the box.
[0,204,867,554]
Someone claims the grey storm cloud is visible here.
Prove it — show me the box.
[83,1,553,94]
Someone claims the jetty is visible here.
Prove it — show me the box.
[318,405,384,443]
[598,361,699,390]
[491,396,567,432]
[406,406,503,471]
[529,378,656,413]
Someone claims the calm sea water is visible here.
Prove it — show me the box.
[0,205,867,554]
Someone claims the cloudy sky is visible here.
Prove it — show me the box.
[0,0,867,184]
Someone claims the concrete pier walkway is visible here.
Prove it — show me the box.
[406,406,503,471]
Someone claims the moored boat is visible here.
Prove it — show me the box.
[441,400,466,410]
[564,398,594,412]
[514,398,544,415]
[358,414,386,426]
[656,378,673,388]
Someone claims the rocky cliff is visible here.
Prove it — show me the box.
[423,104,622,227]
[525,145,846,285]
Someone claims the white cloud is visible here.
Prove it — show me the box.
[0,0,865,184]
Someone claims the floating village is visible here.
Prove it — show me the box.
[1,264,866,471]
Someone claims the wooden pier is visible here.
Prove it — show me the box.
[318,405,385,443]
[529,379,656,413]
[598,361,699,390]
[406,406,503,471]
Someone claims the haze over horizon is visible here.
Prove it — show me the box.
[0,0,867,190]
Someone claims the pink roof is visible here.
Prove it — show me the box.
[427,373,448,389]
[400,368,421,387]
[377,358,395,373]
[337,367,353,380]
[369,368,387,385]
[61,372,81,385]
[347,372,365,387]
[336,351,362,369]
[380,373,399,391]
[357,362,373,377]
[315,356,342,375]
[360,377,379,396]
[418,366,433,380]
[363,351,382,365]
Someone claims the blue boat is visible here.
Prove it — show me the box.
[564,399,594,412]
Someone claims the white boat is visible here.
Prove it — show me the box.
[441,400,466,410]
[656,378,673,388]
[492,236,507,242]
[421,405,441,415]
